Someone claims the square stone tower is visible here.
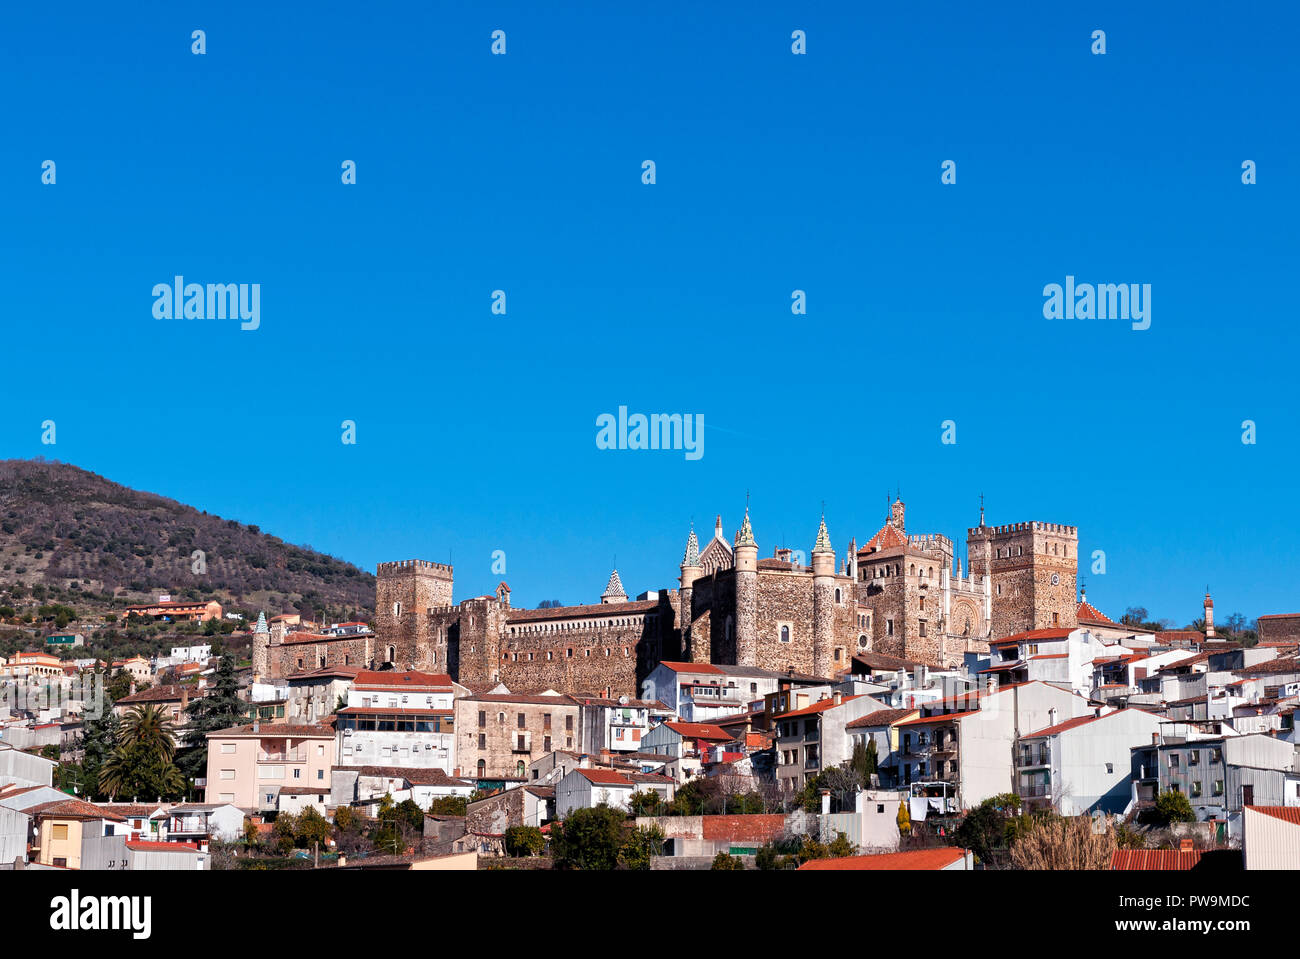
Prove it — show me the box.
[374,560,454,667]
[967,521,1078,638]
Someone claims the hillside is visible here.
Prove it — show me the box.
[0,458,375,631]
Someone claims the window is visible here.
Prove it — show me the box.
[1170,754,1181,769]
[478,710,486,728]
[919,621,927,637]
[52,824,68,841]
[886,619,894,636]
[780,625,791,644]
[478,734,486,750]
[517,713,526,728]
[1106,763,1114,774]
[220,769,235,780]
[1213,780,1224,796]
[1191,781,1202,797]
[220,743,236,754]
[477,759,486,777]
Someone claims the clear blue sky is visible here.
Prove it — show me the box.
[2,2,1297,627]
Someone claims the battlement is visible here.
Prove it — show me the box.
[907,533,953,551]
[968,521,1077,538]
[377,559,454,577]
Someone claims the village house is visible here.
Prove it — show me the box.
[454,689,581,784]
[204,723,337,812]
[336,670,460,773]
[773,692,888,792]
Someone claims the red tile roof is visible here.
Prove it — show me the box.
[896,709,982,726]
[1248,806,1300,825]
[857,522,909,554]
[1111,849,1204,870]
[126,840,200,852]
[663,721,733,741]
[845,708,920,729]
[798,847,969,870]
[700,814,789,842]
[989,629,1074,646]
[576,768,633,787]
[30,799,126,821]
[658,661,725,674]
[774,695,861,720]
[1076,600,1117,625]
[353,670,454,690]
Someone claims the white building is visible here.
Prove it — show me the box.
[981,628,1113,697]
[895,680,1099,809]
[555,767,636,817]
[336,670,459,772]
[1015,707,1164,815]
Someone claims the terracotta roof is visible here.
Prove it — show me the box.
[858,521,909,554]
[575,768,634,787]
[115,684,195,705]
[507,600,657,623]
[896,709,982,726]
[207,723,335,738]
[798,847,968,870]
[845,708,920,729]
[1248,806,1300,825]
[335,766,472,787]
[662,721,734,741]
[700,814,788,842]
[353,670,454,691]
[989,629,1074,646]
[775,695,865,720]
[285,666,361,681]
[1152,630,1206,645]
[126,840,201,852]
[1236,658,1300,677]
[1076,600,1117,625]
[30,799,125,821]
[657,661,725,675]
[1022,714,1102,738]
[1111,849,1204,871]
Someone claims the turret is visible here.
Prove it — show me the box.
[734,507,758,666]
[679,526,704,661]
[811,515,836,677]
[1204,590,1215,638]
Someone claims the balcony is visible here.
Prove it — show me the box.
[258,750,305,763]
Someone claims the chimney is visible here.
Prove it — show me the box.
[1179,838,1194,853]
[832,692,842,707]
[578,754,590,769]
[820,789,831,816]
[1151,732,1160,744]
[985,676,999,696]
[181,688,189,712]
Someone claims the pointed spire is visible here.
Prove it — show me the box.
[735,506,756,548]
[254,611,268,634]
[682,525,700,567]
[813,514,833,554]
[601,569,627,602]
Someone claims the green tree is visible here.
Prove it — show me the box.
[504,825,546,857]
[395,798,425,831]
[618,824,665,871]
[295,807,332,849]
[627,789,665,817]
[1149,790,1196,827]
[179,655,248,780]
[552,805,629,870]
[711,851,745,870]
[427,796,467,817]
[97,704,187,800]
[953,793,1022,864]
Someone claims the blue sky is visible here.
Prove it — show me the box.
[2,2,1297,626]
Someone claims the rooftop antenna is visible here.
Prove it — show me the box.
[979,492,985,527]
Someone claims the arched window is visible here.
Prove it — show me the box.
[835,588,842,604]
[780,625,791,644]
[476,759,486,778]
[386,645,396,663]
[393,602,402,617]
[516,760,525,778]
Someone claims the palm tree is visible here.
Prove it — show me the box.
[96,705,186,800]
[118,704,179,762]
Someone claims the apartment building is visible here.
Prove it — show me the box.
[204,723,337,811]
